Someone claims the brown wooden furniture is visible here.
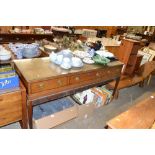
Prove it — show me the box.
[151,121,155,129]
[107,61,155,99]
[105,46,120,58]
[73,26,118,37]
[13,58,123,128]
[118,38,143,75]
[0,33,54,44]
[133,54,143,72]
[106,93,155,129]
[0,81,27,128]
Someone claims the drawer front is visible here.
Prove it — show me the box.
[31,77,68,94]
[101,67,121,79]
[69,71,102,85]
[0,91,22,127]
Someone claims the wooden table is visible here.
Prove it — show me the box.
[106,93,155,129]
[14,57,123,128]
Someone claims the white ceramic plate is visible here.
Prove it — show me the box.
[83,58,94,64]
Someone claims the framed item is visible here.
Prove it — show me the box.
[138,51,152,65]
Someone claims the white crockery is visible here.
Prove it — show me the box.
[49,52,57,62]
[56,54,63,65]
[0,50,11,61]
[60,58,72,69]
[71,57,83,67]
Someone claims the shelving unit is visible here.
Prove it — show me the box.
[117,38,143,75]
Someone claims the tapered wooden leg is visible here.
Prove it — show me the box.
[27,101,33,129]
[112,77,120,97]
[139,80,144,87]
[114,90,119,99]
[147,74,152,85]
[20,81,28,129]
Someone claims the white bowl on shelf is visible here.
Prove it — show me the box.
[0,50,11,61]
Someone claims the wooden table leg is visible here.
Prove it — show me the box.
[112,77,120,97]
[20,81,28,129]
[27,100,33,129]
[147,74,152,85]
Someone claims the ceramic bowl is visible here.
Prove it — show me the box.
[0,50,11,61]
[61,50,73,58]
[56,54,63,65]
[71,57,83,67]
[44,45,57,53]
[0,54,11,61]
[50,52,57,62]
[60,57,72,69]
[22,44,39,58]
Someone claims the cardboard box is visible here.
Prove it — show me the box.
[91,87,112,108]
[70,96,95,119]
[77,103,95,119]
[33,97,78,129]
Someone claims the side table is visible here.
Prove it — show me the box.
[0,81,27,128]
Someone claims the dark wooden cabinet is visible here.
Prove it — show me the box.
[0,33,54,44]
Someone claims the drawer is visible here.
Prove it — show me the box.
[33,97,78,129]
[101,67,121,79]
[69,71,102,85]
[31,77,68,94]
[0,91,22,127]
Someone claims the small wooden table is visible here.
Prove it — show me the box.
[106,93,155,129]
[14,57,123,128]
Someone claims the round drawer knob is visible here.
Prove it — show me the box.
[39,83,44,89]
[75,77,80,81]
[96,72,100,77]
[108,71,110,74]
[57,80,62,86]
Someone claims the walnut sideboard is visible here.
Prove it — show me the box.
[13,57,123,128]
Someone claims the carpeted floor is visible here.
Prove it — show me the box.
[1,76,155,129]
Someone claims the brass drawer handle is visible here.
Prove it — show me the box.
[87,72,91,76]
[75,77,80,81]
[57,80,62,86]
[96,72,100,77]
[38,83,45,89]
